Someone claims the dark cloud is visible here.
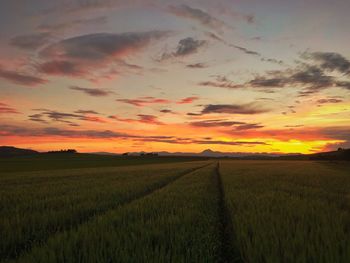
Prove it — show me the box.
[248,76,285,87]
[10,33,51,50]
[230,44,260,56]
[189,119,264,130]
[38,60,84,76]
[174,37,206,56]
[0,125,126,138]
[160,37,207,60]
[39,31,169,79]
[199,80,242,89]
[137,114,163,125]
[235,123,264,130]
[320,127,350,142]
[160,109,176,114]
[201,103,269,115]
[190,119,245,127]
[206,32,260,56]
[317,98,343,104]
[205,32,283,63]
[235,51,350,94]
[186,63,207,68]
[69,86,111,96]
[336,81,350,90]
[41,31,167,61]
[252,66,334,93]
[198,75,242,89]
[199,52,349,94]
[74,110,100,115]
[0,68,48,86]
[0,125,176,141]
[187,112,203,116]
[260,58,283,65]
[168,4,227,32]
[109,114,163,125]
[0,102,19,114]
[28,109,107,125]
[28,114,49,124]
[116,97,171,106]
[297,90,317,97]
[302,51,350,75]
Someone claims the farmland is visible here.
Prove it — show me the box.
[1,156,349,262]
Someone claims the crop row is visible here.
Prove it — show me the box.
[12,163,222,263]
[0,161,209,261]
[220,160,350,262]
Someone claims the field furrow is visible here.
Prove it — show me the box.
[0,161,209,262]
[215,163,243,263]
[12,163,221,263]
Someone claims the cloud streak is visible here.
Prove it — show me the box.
[0,102,20,114]
[70,86,112,96]
[168,4,228,32]
[116,97,171,107]
[0,68,48,87]
[28,109,107,126]
[10,33,51,50]
[39,31,169,80]
[160,37,207,60]
[200,103,269,115]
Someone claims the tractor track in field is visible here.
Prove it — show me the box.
[215,162,244,263]
[5,162,213,262]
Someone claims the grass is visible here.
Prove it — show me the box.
[0,161,209,261]
[0,153,207,173]
[220,160,350,262]
[1,157,350,262]
[11,163,221,263]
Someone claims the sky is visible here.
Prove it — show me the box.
[0,0,349,154]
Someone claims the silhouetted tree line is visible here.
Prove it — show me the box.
[46,149,77,154]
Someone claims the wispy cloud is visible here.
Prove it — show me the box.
[186,63,208,68]
[199,51,350,95]
[28,109,107,126]
[160,37,207,60]
[69,86,112,97]
[0,68,47,87]
[116,97,171,107]
[200,103,269,115]
[168,4,228,32]
[109,114,163,125]
[189,119,264,130]
[316,98,343,104]
[0,102,20,114]
[176,96,199,104]
[10,33,51,50]
[39,31,169,80]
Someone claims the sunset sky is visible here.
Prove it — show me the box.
[0,0,349,154]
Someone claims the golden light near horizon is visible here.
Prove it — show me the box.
[0,0,349,154]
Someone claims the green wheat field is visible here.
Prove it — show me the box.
[1,155,349,262]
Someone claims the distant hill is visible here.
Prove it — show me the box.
[2,146,349,160]
[157,149,285,158]
[308,148,350,160]
[89,152,120,156]
[128,148,350,160]
[0,146,38,157]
